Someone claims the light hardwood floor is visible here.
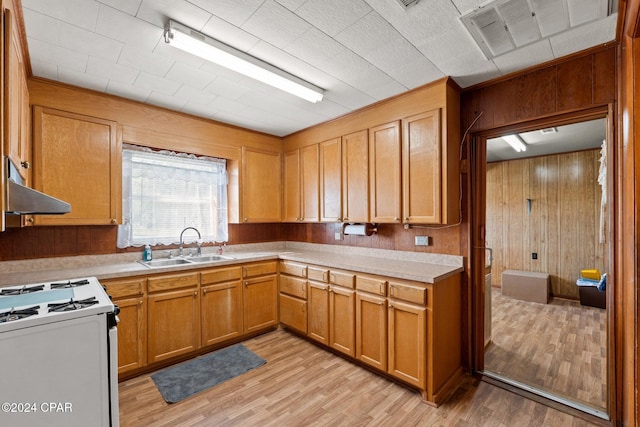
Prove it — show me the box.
[485,289,607,410]
[119,329,600,426]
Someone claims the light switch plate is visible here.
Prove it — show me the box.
[334,232,342,240]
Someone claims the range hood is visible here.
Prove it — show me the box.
[5,157,71,215]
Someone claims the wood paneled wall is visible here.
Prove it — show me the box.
[486,149,606,299]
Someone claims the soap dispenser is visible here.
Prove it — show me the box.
[143,244,153,262]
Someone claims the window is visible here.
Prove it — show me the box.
[117,144,228,248]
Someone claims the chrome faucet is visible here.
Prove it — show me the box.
[179,227,202,257]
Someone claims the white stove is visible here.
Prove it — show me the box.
[0,277,114,332]
[0,277,119,427]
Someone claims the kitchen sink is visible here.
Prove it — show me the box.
[139,255,234,268]
[187,255,234,263]
[139,258,194,268]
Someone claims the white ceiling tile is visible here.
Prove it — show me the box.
[450,0,486,15]
[153,38,207,69]
[199,15,260,52]
[180,102,216,118]
[117,45,174,77]
[96,4,163,51]
[493,39,555,75]
[59,22,123,62]
[285,27,348,67]
[22,9,60,43]
[136,0,211,30]
[98,0,142,16]
[296,0,372,37]
[204,77,251,100]
[175,85,218,105]
[27,38,88,72]
[146,90,188,110]
[22,0,100,31]
[550,13,617,58]
[87,56,139,84]
[187,0,266,27]
[106,80,152,101]
[134,71,182,95]
[58,66,108,91]
[241,1,311,48]
[30,59,58,80]
[165,62,216,90]
[335,12,398,57]
[274,0,307,11]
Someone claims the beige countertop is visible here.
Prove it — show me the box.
[0,242,464,287]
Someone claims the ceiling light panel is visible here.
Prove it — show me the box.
[498,0,540,47]
[531,0,569,37]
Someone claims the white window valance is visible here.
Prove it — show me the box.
[117,144,228,248]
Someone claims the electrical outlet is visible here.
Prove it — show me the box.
[334,232,342,240]
[532,252,538,260]
[415,236,429,246]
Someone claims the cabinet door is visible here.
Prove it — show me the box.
[319,137,342,222]
[201,281,243,347]
[279,293,307,334]
[342,129,369,223]
[369,121,401,223]
[300,144,319,222]
[283,149,300,222]
[243,275,278,334]
[329,285,355,357]
[3,7,29,181]
[308,281,330,345]
[148,287,200,363]
[388,299,427,389]
[355,292,387,371]
[114,296,147,374]
[402,109,442,224]
[32,106,121,225]
[241,146,281,222]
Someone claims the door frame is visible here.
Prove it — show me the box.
[468,105,616,419]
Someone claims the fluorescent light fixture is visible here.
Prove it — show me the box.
[503,134,527,152]
[164,20,324,103]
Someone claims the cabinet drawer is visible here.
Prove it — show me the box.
[329,270,355,289]
[242,261,278,278]
[279,261,307,278]
[201,266,242,285]
[308,266,329,283]
[388,280,428,305]
[280,275,307,299]
[148,272,199,293]
[103,278,145,299]
[356,275,387,296]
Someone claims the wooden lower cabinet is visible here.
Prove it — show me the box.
[102,278,146,375]
[279,293,307,334]
[329,284,355,357]
[355,291,388,371]
[387,299,427,390]
[201,267,243,347]
[147,273,200,363]
[307,280,330,345]
[243,274,278,334]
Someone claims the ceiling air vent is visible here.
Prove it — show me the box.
[461,0,615,59]
[396,0,420,9]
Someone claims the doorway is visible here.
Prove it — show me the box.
[471,112,613,420]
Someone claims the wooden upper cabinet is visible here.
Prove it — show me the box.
[4,6,30,183]
[241,146,282,223]
[342,129,369,223]
[32,106,121,226]
[369,121,401,223]
[283,144,319,222]
[319,137,342,222]
[402,109,443,224]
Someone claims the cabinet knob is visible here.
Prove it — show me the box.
[139,300,143,305]
[194,291,198,297]
[394,217,400,222]
[243,218,248,222]
[202,289,207,295]
[20,161,30,169]
[343,217,348,221]
[110,219,117,224]
[26,217,34,223]
[378,301,385,306]
[404,217,409,221]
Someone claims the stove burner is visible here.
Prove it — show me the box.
[48,297,98,312]
[0,285,45,296]
[0,305,40,322]
[50,279,90,289]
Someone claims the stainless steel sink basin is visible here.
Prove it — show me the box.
[139,255,234,268]
[187,255,234,263]
[139,258,194,268]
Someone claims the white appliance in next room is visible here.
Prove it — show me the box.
[0,277,119,427]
